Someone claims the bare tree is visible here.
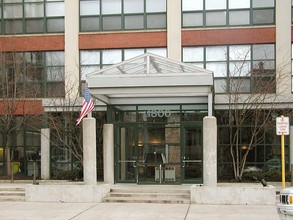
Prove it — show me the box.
[222,46,290,181]
[43,79,106,179]
[0,51,43,176]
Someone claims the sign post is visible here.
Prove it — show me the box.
[276,115,290,189]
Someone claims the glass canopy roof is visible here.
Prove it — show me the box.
[86,53,214,113]
[86,52,212,76]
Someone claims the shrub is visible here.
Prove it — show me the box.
[53,170,83,181]
[243,170,291,182]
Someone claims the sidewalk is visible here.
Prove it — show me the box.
[0,202,279,220]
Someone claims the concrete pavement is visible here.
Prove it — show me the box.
[0,202,280,220]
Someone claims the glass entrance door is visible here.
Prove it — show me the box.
[181,123,203,184]
[115,122,203,184]
[115,124,138,183]
[115,123,181,184]
[137,123,181,184]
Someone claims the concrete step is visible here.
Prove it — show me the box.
[0,186,26,202]
[103,185,191,204]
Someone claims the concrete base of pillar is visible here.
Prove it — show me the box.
[191,183,276,205]
[26,183,110,203]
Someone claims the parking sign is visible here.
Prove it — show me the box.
[276,116,290,135]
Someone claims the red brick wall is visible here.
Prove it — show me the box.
[182,27,275,46]
[0,100,44,115]
[79,31,167,49]
[0,35,64,52]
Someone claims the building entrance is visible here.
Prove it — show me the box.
[115,122,203,184]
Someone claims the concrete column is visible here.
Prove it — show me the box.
[103,124,114,184]
[276,0,291,96]
[41,128,50,180]
[203,116,217,186]
[167,0,181,61]
[290,126,293,170]
[83,118,97,185]
[64,0,79,98]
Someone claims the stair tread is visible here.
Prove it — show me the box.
[103,197,190,204]
[104,186,191,204]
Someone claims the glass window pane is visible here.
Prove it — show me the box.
[183,13,203,27]
[5,20,22,34]
[229,61,251,77]
[146,48,167,57]
[183,47,204,62]
[47,18,64,32]
[124,49,144,60]
[229,45,251,60]
[25,3,44,17]
[124,15,144,29]
[146,0,166,12]
[182,0,203,11]
[81,66,100,80]
[81,51,100,65]
[206,62,227,77]
[46,52,64,66]
[230,78,251,93]
[147,14,166,29]
[206,11,226,26]
[47,82,65,98]
[253,9,274,24]
[102,50,122,65]
[253,44,275,60]
[102,0,121,14]
[46,67,64,81]
[4,4,23,18]
[214,78,227,93]
[80,0,100,15]
[46,2,64,16]
[228,0,250,9]
[252,0,274,8]
[229,10,250,25]
[4,0,22,2]
[124,0,143,13]
[26,19,44,33]
[80,17,99,31]
[252,61,275,70]
[206,46,227,61]
[205,0,226,10]
[102,16,121,30]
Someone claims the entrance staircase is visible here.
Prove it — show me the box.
[103,185,191,204]
[0,185,26,202]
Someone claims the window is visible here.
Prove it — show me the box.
[80,47,167,80]
[182,0,275,28]
[0,51,65,98]
[183,44,275,94]
[80,0,166,32]
[1,0,65,35]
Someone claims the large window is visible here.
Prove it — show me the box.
[80,0,166,32]
[0,51,65,98]
[1,0,64,35]
[182,0,275,28]
[216,110,288,180]
[183,44,275,93]
[80,47,167,81]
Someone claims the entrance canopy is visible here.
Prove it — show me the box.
[86,53,214,111]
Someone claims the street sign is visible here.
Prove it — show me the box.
[276,116,289,135]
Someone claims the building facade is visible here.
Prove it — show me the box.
[0,0,292,184]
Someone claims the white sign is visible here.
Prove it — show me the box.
[276,116,290,135]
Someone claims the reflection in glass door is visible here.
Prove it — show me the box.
[115,124,137,183]
[137,123,181,184]
[182,123,203,184]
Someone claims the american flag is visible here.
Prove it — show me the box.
[76,85,94,125]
